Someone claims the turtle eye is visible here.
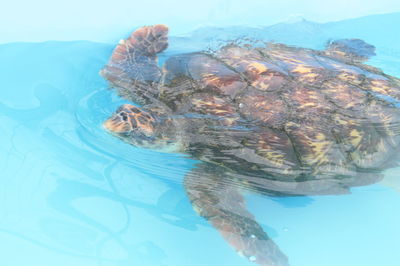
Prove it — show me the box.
[154,32,164,38]
[119,111,128,121]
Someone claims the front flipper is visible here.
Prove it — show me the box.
[324,38,376,63]
[100,24,169,104]
[184,164,289,266]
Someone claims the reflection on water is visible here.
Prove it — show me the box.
[1,14,400,266]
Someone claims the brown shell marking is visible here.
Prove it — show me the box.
[215,46,288,92]
[321,79,368,110]
[349,130,390,169]
[282,85,332,120]
[324,50,347,60]
[365,101,400,148]
[160,53,248,110]
[285,121,348,172]
[265,48,326,83]
[239,60,288,91]
[314,54,365,76]
[335,72,364,86]
[363,78,400,101]
[188,54,247,97]
[290,65,322,83]
[332,113,393,169]
[189,94,240,126]
[244,129,300,174]
[238,91,288,127]
[200,71,246,96]
[191,94,236,117]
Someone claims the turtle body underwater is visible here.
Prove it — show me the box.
[100,25,400,266]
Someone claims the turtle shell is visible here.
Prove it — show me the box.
[157,43,400,187]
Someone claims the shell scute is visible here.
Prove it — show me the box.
[215,46,289,92]
[321,79,368,110]
[282,85,332,120]
[284,121,352,176]
[188,54,247,97]
[190,94,237,117]
[240,128,301,177]
[332,113,394,169]
[238,90,288,127]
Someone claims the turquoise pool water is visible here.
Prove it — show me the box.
[1,13,400,266]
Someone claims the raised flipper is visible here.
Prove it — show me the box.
[100,24,169,104]
[324,38,376,63]
[184,163,289,266]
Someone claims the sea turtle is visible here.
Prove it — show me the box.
[100,25,400,266]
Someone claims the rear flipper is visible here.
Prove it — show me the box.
[184,164,289,266]
[324,38,376,63]
[100,24,169,104]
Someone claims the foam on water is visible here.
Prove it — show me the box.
[1,13,400,266]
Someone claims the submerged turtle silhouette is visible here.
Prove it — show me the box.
[100,25,400,266]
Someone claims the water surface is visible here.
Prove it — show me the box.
[1,13,400,266]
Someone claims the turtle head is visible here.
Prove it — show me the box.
[103,104,182,152]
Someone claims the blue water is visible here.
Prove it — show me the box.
[1,13,400,266]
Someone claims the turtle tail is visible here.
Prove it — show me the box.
[100,25,169,104]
